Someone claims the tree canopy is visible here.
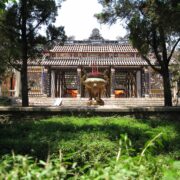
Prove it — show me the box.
[96,0,180,106]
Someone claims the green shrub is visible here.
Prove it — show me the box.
[81,155,180,180]
[0,133,179,179]
[0,153,67,179]
[0,116,180,179]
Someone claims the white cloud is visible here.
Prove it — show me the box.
[55,0,126,40]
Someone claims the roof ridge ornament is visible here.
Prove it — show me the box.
[89,28,104,44]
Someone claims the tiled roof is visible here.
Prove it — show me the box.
[51,44,138,53]
[42,57,149,66]
[27,56,46,66]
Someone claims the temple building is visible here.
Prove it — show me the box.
[24,29,167,99]
[5,29,177,99]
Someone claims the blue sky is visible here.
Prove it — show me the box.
[55,0,126,40]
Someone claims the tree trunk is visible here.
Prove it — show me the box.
[21,60,28,106]
[162,67,172,106]
[21,0,29,107]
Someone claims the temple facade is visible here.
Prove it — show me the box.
[5,29,176,99]
[23,29,167,99]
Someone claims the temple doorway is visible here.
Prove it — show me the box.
[52,68,137,98]
[54,70,78,98]
[114,70,137,98]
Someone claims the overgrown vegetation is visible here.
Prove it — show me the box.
[0,116,180,179]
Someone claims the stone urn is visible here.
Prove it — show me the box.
[83,72,107,105]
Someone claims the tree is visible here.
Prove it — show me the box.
[96,0,180,106]
[116,34,129,44]
[0,1,12,95]
[0,0,12,74]
[0,33,9,85]
[0,0,66,106]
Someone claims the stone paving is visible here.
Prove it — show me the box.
[1,97,180,121]
[10,97,180,107]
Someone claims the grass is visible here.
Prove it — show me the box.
[0,115,180,179]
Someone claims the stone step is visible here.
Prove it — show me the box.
[28,97,164,106]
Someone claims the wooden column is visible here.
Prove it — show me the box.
[57,71,63,98]
[47,67,51,97]
[51,70,55,97]
[110,67,115,98]
[173,81,178,99]
[41,67,44,95]
[141,68,145,97]
[136,70,141,97]
[77,67,81,98]
[42,68,48,95]
[15,70,21,97]
[144,67,150,97]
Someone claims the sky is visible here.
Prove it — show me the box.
[55,0,127,40]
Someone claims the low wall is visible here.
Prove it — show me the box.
[0,106,180,122]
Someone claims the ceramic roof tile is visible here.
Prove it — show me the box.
[41,57,150,66]
[50,44,138,53]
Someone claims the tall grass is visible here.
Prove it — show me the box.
[0,116,180,179]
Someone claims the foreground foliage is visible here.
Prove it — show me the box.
[0,152,179,179]
[0,116,180,179]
